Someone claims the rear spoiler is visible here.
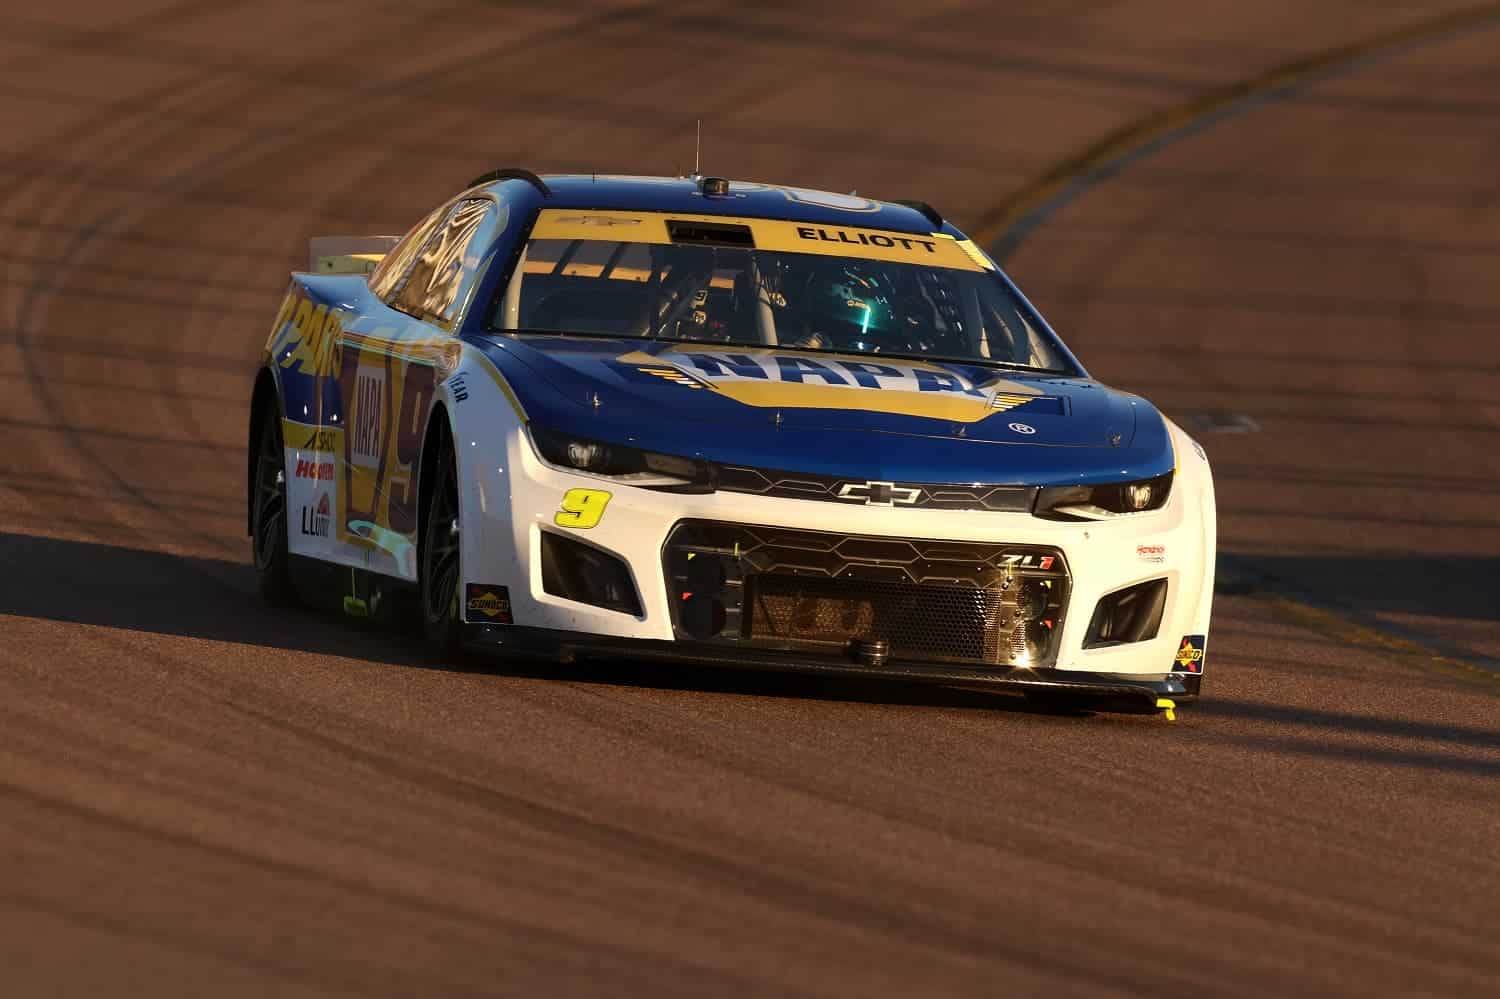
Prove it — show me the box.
[306,235,401,275]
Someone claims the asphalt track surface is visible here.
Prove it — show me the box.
[2,2,1498,995]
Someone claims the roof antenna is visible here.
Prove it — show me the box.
[693,119,701,178]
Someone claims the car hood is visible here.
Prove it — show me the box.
[472,335,1174,486]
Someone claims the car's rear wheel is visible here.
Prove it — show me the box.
[420,433,463,657]
[251,404,297,605]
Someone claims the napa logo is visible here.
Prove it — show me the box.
[615,348,1042,423]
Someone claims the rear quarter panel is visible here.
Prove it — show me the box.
[260,274,460,581]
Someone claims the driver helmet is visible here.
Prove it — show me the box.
[803,265,899,348]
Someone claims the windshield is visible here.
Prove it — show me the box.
[490,211,1075,372]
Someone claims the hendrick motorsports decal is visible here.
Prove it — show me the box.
[466,584,513,623]
[613,347,1051,423]
[1173,635,1206,674]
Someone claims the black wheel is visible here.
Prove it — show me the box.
[420,434,463,656]
[251,403,297,605]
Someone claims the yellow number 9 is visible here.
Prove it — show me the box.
[555,488,611,529]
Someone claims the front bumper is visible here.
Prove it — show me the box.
[456,421,1216,684]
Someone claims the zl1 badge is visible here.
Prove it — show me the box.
[465,584,513,623]
[1173,635,1206,674]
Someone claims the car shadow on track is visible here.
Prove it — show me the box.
[0,529,432,665]
[1198,698,1500,752]
[1245,553,1500,625]
[0,530,1063,716]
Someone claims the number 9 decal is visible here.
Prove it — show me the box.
[555,488,611,529]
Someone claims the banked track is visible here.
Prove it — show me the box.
[2,2,1498,996]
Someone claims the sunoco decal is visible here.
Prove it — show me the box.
[466,584,513,623]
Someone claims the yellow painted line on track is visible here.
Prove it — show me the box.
[969,2,1500,251]
[972,4,1500,681]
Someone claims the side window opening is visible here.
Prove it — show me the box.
[380,198,504,329]
[368,205,448,302]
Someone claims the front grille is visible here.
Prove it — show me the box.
[716,465,1038,512]
[664,521,1069,666]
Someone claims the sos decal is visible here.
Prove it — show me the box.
[1173,635,1206,674]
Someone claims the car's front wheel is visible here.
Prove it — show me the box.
[420,432,463,657]
[251,402,297,606]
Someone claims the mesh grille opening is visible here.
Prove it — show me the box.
[663,521,1069,667]
[747,573,1057,665]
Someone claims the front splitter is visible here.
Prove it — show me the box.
[463,622,1200,706]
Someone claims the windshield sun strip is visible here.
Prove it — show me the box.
[493,329,1071,375]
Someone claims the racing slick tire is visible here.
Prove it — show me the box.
[419,429,464,658]
[251,402,298,606]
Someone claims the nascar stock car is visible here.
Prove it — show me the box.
[248,170,1215,716]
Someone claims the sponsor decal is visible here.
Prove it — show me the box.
[351,363,386,468]
[448,374,469,403]
[268,292,344,378]
[613,347,1044,423]
[554,215,641,227]
[1008,422,1036,435]
[1137,543,1166,564]
[299,427,340,452]
[295,456,334,481]
[834,480,921,507]
[1173,635,1206,674]
[300,493,332,538]
[465,584,513,623]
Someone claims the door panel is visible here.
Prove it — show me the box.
[315,196,502,580]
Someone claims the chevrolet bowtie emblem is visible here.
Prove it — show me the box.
[835,480,922,506]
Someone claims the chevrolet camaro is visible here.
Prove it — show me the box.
[248,170,1215,717]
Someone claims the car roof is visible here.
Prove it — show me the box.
[471,173,965,238]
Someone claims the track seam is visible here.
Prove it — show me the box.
[971,2,1500,256]
[973,3,1500,678]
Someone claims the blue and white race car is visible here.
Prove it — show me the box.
[248,170,1215,715]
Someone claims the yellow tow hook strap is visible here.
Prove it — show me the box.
[1155,698,1177,722]
[343,567,369,617]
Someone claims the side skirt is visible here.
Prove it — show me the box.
[289,554,417,623]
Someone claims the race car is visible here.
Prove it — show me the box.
[248,169,1215,715]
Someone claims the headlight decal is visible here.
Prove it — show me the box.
[527,425,714,492]
[1034,472,1173,520]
